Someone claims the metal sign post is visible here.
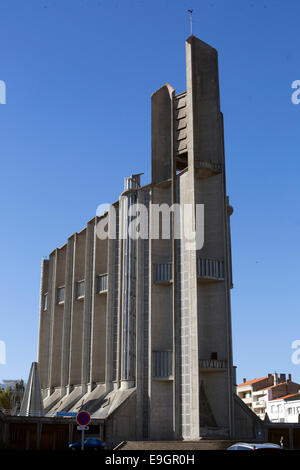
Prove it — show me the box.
[81,427,84,451]
[76,411,91,451]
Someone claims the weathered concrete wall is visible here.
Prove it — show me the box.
[49,245,66,388]
[106,393,137,448]
[91,221,108,384]
[151,85,174,185]
[234,395,265,440]
[69,230,86,386]
[149,184,174,440]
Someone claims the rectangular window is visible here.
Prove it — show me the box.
[43,293,48,311]
[197,258,225,280]
[153,263,172,283]
[288,408,292,415]
[153,351,173,378]
[56,286,65,304]
[76,280,85,299]
[96,274,108,293]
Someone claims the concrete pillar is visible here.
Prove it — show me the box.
[120,175,141,387]
[49,246,66,388]
[81,219,96,391]
[105,207,119,389]
[185,36,223,169]
[47,250,58,392]
[135,188,150,439]
[61,236,75,392]
[69,231,86,386]
[185,35,234,438]
[148,184,174,440]
[37,258,49,390]
[181,36,201,440]
[151,84,175,185]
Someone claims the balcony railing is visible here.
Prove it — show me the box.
[199,359,227,371]
[195,160,222,178]
[153,351,173,379]
[153,263,172,284]
[197,258,225,282]
[253,401,266,408]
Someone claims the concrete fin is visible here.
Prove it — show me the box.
[69,384,106,414]
[47,385,83,414]
[92,387,136,419]
[19,362,44,417]
[199,381,217,427]
[43,388,61,413]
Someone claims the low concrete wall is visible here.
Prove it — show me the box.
[0,412,103,450]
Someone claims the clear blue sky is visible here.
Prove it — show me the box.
[0,0,299,385]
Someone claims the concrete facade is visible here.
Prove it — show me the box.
[37,35,259,444]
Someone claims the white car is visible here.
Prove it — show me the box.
[227,442,283,451]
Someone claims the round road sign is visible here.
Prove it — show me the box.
[76,411,91,426]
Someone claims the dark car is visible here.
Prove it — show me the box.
[69,437,106,451]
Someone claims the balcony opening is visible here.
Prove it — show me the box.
[75,280,85,300]
[56,286,65,305]
[175,152,188,172]
[96,274,108,294]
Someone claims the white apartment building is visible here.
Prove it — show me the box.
[237,373,300,421]
[267,394,300,423]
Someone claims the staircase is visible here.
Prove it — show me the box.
[115,440,238,450]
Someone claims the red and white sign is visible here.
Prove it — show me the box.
[76,411,91,426]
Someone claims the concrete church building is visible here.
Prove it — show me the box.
[35,36,262,444]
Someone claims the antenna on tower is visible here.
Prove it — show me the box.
[188,9,194,35]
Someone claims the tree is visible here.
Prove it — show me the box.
[0,380,25,412]
[0,389,11,410]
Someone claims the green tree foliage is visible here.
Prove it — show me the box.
[0,381,25,411]
[0,389,11,409]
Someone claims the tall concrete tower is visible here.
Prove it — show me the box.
[150,35,234,439]
[37,36,261,445]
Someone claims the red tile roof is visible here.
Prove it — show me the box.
[237,377,268,387]
[270,393,300,401]
[263,381,292,390]
[269,382,287,389]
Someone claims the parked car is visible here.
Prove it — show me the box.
[227,442,283,450]
[69,437,106,451]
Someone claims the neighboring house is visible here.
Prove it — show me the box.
[267,393,300,423]
[237,373,300,421]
